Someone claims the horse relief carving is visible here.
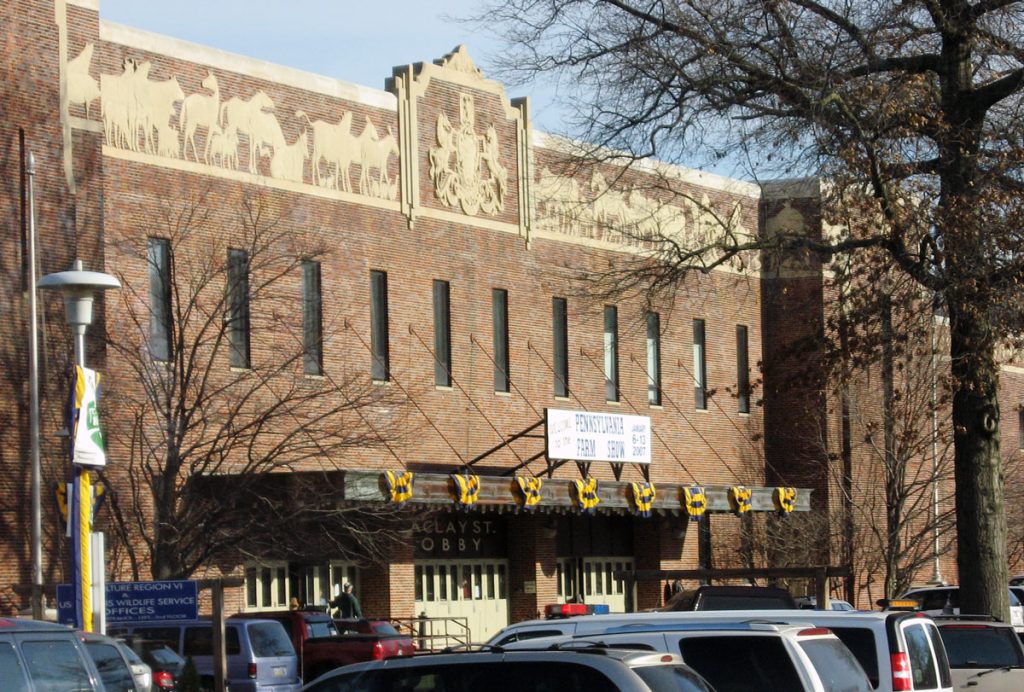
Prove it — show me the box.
[67,45,398,200]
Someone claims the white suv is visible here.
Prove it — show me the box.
[502,621,872,692]
[490,609,954,692]
[901,586,1024,633]
[302,648,716,692]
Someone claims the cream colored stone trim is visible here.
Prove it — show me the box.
[531,131,761,199]
[514,97,532,244]
[101,145,401,213]
[389,66,419,228]
[99,22,397,111]
[417,206,520,236]
[68,0,98,9]
[529,227,754,277]
[69,116,103,133]
[57,0,75,191]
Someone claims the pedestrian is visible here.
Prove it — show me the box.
[331,582,363,619]
[289,596,301,611]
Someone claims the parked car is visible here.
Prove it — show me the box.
[300,648,716,691]
[122,635,187,691]
[657,584,797,611]
[108,617,301,691]
[489,608,955,692]
[119,639,155,692]
[901,586,1024,633]
[232,609,414,681]
[502,621,872,692]
[934,615,1024,691]
[795,596,856,611]
[82,631,148,692]
[0,617,106,690]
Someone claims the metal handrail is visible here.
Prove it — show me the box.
[389,615,471,652]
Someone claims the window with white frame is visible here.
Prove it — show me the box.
[300,562,358,609]
[244,562,289,611]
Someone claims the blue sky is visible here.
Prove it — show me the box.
[99,0,564,131]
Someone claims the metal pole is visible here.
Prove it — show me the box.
[27,152,43,620]
[930,300,943,584]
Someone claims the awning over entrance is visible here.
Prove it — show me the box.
[341,470,813,515]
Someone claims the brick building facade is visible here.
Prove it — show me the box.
[3,0,1020,639]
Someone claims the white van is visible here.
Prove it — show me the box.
[489,609,954,692]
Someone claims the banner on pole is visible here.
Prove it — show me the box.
[69,365,106,467]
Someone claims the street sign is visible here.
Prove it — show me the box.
[545,408,651,464]
[58,579,198,625]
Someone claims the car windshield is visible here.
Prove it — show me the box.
[699,595,793,610]
[799,638,873,692]
[939,626,1024,668]
[633,665,717,692]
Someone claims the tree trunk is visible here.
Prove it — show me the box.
[949,302,1009,621]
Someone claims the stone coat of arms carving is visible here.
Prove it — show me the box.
[429,94,507,216]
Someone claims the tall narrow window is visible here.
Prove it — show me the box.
[227,248,251,369]
[370,270,390,381]
[148,237,171,361]
[693,318,707,409]
[433,280,451,386]
[737,324,750,413]
[646,312,661,406]
[553,297,569,397]
[492,288,510,392]
[604,305,619,402]
[302,260,323,375]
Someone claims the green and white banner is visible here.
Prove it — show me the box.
[71,365,106,467]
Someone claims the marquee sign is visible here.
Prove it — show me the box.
[545,409,651,464]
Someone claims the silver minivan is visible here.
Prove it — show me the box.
[0,617,106,691]
[109,617,301,691]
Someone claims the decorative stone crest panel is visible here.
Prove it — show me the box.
[429,94,507,216]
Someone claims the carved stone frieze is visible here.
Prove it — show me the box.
[66,42,398,201]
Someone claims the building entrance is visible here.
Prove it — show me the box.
[414,559,509,644]
[557,556,634,613]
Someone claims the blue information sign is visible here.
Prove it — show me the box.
[57,580,199,625]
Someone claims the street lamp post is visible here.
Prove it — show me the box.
[39,260,119,632]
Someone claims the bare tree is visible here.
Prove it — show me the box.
[482,0,1024,619]
[100,185,413,580]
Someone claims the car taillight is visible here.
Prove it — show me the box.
[248,662,257,679]
[891,652,912,692]
[373,640,385,660]
[798,628,831,637]
[153,671,175,689]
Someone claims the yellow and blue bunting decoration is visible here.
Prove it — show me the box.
[451,473,481,507]
[729,486,752,515]
[573,476,600,513]
[514,476,543,510]
[383,470,414,503]
[683,486,707,521]
[631,481,656,518]
[773,486,797,515]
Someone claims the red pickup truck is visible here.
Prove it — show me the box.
[233,610,414,682]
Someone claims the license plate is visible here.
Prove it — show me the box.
[273,666,286,678]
